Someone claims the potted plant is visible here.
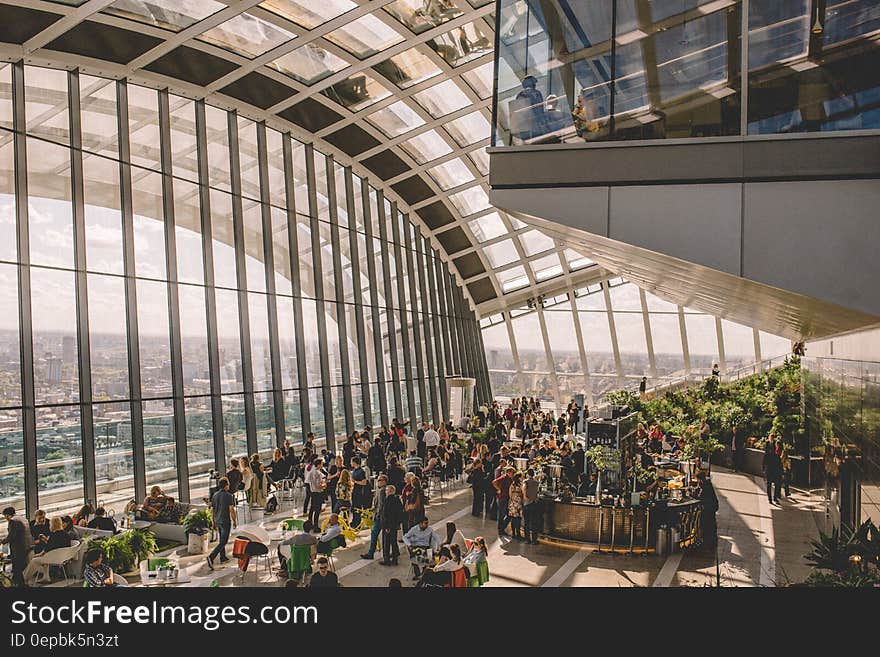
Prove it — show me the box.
[93,528,157,573]
[585,445,616,502]
[183,509,213,555]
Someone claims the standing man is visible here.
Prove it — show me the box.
[467,459,488,517]
[522,468,541,545]
[423,423,440,451]
[380,484,403,566]
[493,466,515,537]
[639,376,648,400]
[696,472,719,548]
[306,458,327,530]
[1,507,33,587]
[350,457,369,527]
[360,474,387,560]
[206,477,237,570]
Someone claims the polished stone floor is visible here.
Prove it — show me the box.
[123,466,826,588]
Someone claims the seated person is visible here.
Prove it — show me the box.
[27,517,72,583]
[668,436,684,456]
[462,536,488,566]
[87,507,117,533]
[60,516,78,541]
[139,486,181,523]
[417,546,458,587]
[576,472,598,498]
[29,510,50,543]
[277,521,318,571]
[442,521,469,555]
[307,556,338,587]
[83,548,128,587]
[404,450,423,474]
[316,513,345,554]
[403,517,442,578]
[72,504,93,527]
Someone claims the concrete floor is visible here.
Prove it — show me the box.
[122,467,824,588]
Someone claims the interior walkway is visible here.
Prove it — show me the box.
[128,467,825,588]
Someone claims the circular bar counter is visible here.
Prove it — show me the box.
[540,496,703,552]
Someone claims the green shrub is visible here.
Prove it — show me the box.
[183,509,212,536]
[93,528,157,573]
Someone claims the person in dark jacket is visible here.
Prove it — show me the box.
[762,438,783,504]
[87,507,117,533]
[696,472,719,548]
[380,485,403,566]
[2,507,33,587]
[226,459,243,493]
[29,510,49,543]
[367,441,386,475]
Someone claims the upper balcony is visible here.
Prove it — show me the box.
[489,0,880,153]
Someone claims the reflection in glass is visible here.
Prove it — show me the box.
[198,12,296,59]
[366,101,426,138]
[93,402,134,492]
[428,20,492,67]
[323,74,392,112]
[104,0,225,32]
[374,48,442,89]
[400,129,453,164]
[215,288,244,393]
[83,153,123,275]
[259,0,355,30]
[413,79,471,118]
[80,75,118,159]
[31,268,79,405]
[88,274,130,401]
[325,15,405,58]
[27,138,74,269]
[178,283,211,395]
[137,279,172,399]
[428,158,476,190]
[37,406,82,496]
[269,44,349,85]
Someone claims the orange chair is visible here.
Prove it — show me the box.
[450,568,468,588]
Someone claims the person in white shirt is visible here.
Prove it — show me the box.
[423,424,440,449]
[306,458,327,531]
[402,517,441,579]
[317,513,343,554]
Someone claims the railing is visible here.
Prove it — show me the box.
[599,354,793,408]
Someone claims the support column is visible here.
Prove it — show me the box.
[117,80,147,499]
[159,90,190,502]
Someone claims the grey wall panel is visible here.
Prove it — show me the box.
[609,184,742,277]
[743,179,880,319]
[490,187,610,237]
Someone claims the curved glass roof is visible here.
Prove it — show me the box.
[0,0,600,313]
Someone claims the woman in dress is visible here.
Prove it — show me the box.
[249,453,268,508]
[404,477,427,530]
[335,468,353,514]
[508,472,524,540]
[240,457,254,505]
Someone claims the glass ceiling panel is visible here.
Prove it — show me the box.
[323,73,391,111]
[268,43,349,85]
[520,229,555,257]
[461,61,495,99]
[384,0,464,35]
[374,48,442,89]
[258,0,356,30]
[400,129,453,164]
[412,79,471,117]
[564,248,594,270]
[325,14,405,58]
[468,146,489,175]
[469,212,506,242]
[448,185,491,215]
[645,290,678,313]
[444,111,491,146]
[530,253,563,282]
[497,265,529,292]
[509,216,528,230]
[365,100,425,137]
[198,12,296,58]
[428,158,475,190]
[427,20,492,67]
[104,0,225,32]
[608,282,643,311]
[483,239,519,269]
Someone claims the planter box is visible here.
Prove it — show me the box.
[741,447,766,477]
[187,532,209,555]
[790,455,825,488]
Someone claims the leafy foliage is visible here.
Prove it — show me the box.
[605,356,803,452]
[93,528,157,573]
[585,445,616,471]
[183,509,212,536]
[802,520,880,587]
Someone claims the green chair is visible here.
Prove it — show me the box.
[467,560,490,587]
[286,544,313,582]
[147,557,171,571]
[320,537,342,572]
[281,518,305,532]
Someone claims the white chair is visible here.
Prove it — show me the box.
[35,542,81,585]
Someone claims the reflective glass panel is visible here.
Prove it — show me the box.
[259,0,355,30]
[428,158,476,190]
[325,15,405,58]
[198,12,296,59]
[365,101,426,137]
[104,0,224,31]
[323,74,392,112]
[269,44,349,85]
[412,79,471,118]
[374,48,442,89]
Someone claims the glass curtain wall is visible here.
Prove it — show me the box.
[483,278,787,408]
[493,0,880,145]
[0,62,487,520]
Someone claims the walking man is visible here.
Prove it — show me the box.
[207,477,237,569]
